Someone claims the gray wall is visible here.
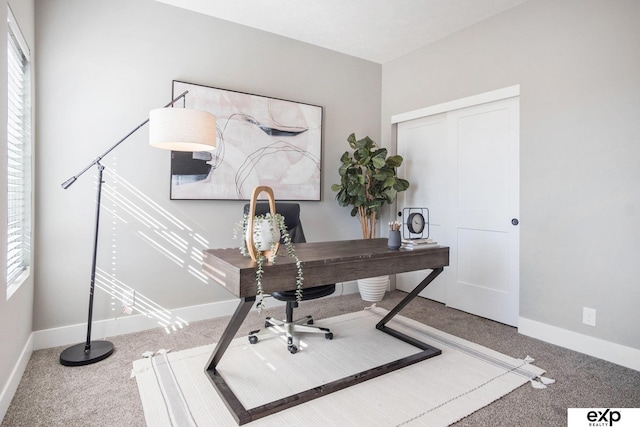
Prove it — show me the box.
[9,0,637,400]
[382,0,640,349]
[0,0,35,408]
[33,0,380,331]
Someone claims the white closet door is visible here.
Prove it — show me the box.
[396,96,520,326]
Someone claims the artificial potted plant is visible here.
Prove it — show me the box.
[234,187,304,311]
[331,133,409,301]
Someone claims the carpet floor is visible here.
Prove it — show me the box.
[2,291,640,426]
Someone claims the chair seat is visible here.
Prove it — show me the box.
[271,284,336,302]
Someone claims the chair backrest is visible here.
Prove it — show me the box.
[243,202,306,244]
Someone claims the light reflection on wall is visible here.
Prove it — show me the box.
[95,267,189,333]
[88,165,213,333]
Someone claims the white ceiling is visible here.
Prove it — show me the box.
[155,0,528,64]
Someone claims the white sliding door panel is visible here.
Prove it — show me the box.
[448,99,520,326]
[396,114,450,303]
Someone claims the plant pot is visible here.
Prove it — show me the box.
[357,275,389,302]
[247,218,280,251]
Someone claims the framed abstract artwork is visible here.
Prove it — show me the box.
[170,81,323,200]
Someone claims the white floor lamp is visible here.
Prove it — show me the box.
[59,90,216,366]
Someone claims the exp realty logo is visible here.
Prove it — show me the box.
[568,408,640,427]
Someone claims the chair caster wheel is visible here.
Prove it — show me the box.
[288,344,298,354]
[325,332,334,340]
[307,317,314,325]
[248,335,258,344]
[265,321,271,328]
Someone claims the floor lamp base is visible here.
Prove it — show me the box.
[59,340,114,366]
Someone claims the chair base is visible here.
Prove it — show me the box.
[248,314,333,354]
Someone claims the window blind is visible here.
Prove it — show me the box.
[6,9,31,287]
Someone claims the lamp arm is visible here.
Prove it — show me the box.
[61,90,189,189]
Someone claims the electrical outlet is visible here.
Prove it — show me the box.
[583,307,596,326]
[122,289,135,307]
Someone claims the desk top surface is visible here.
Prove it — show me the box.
[202,238,449,298]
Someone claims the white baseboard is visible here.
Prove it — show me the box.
[0,334,33,423]
[518,317,640,372]
[32,298,243,351]
[32,281,360,351]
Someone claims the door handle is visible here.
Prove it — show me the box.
[511,218,519,226]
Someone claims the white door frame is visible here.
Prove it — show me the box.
[391,85,520,125]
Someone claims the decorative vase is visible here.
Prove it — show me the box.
[247,218,280,251]
[388,230,401,250]
[357,275,389,302]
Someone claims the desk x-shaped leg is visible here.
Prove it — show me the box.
[205,267,444,425]
[376,267,444,349]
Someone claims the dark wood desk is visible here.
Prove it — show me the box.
[202,238,449,425]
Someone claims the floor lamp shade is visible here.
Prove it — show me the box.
[149,108,217,152]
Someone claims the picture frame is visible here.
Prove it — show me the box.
[170,81,323,200]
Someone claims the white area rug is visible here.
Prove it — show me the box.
[133,307,550,426]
